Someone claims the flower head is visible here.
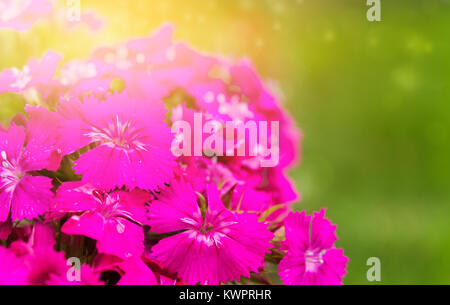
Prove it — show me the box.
[0,0,53,31]
[147,179,274,285]
[5,223,102,285]
[56,93,175,191]
[55,182,150,259]
[0,123,56,222]
[279,209,348,285]
[0,51,62,100]
[0,245,28,284]
[116,258,158,285]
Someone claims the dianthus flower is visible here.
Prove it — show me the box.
[279,209,348,285]
[147,179,274,284]
[56,93,175,191]
[0,122,58,222]
[55,182,150,259]
[0,0,53,31]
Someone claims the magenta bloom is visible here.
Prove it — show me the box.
[0,51,62,96]
[93,254,174,285]
[24,245,101,285]
[279,209,348,285]
[148,179,274,285]
[0,124,56,222]
[56,93,175,191]
[0,246,28,284]
[55,182,150,259]
[6,223,103,285]
[0,0,53,31]
[42,263,103,285]
[66,11,105,32]
[116,258,158,285]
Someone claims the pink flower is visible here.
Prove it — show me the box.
[27,104,63,154]
[55,182,150,259]
[7,223,103,285]
[147,179,274,285]
[0,245,28,284]
[0,51,62,96]
[44,264,103,285]
[116,258,158,285]
[66,10,105,32]
[93,253,179,285]
[91,23,174,72]
[0,0,53,31]
[20,243,103,285]
[0,123,57,222]
[279,209,348,285]
[56,93,175,191]
[24,246,72,285]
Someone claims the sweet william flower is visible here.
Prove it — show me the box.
[0,245,29,284]
[55,182,150,259]
[93,254,178,285]
[66,10,105,32]
[0,51,62,98]
[0,123,57,222]
[116,258,158,285]
[6,223,103,285]
[0,0,53,31]
[56,93,175,191]
[278,209,348,285]
[147,179,274,285]
[228,59,301,168]
[43,264,103,285]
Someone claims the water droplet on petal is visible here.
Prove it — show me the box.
[116,222,125,234]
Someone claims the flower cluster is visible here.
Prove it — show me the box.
[0,20,348,285]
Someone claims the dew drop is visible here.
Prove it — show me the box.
[116,222,125,234]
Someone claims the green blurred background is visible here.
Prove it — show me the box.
[1,0,449,284]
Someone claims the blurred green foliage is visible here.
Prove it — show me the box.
[1,0,449,284]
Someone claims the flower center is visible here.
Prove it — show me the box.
[199,222,215,234]
[92,190,138,224]
[0,150,24,193]
[304,249,325,273]
[86,115,146,150]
